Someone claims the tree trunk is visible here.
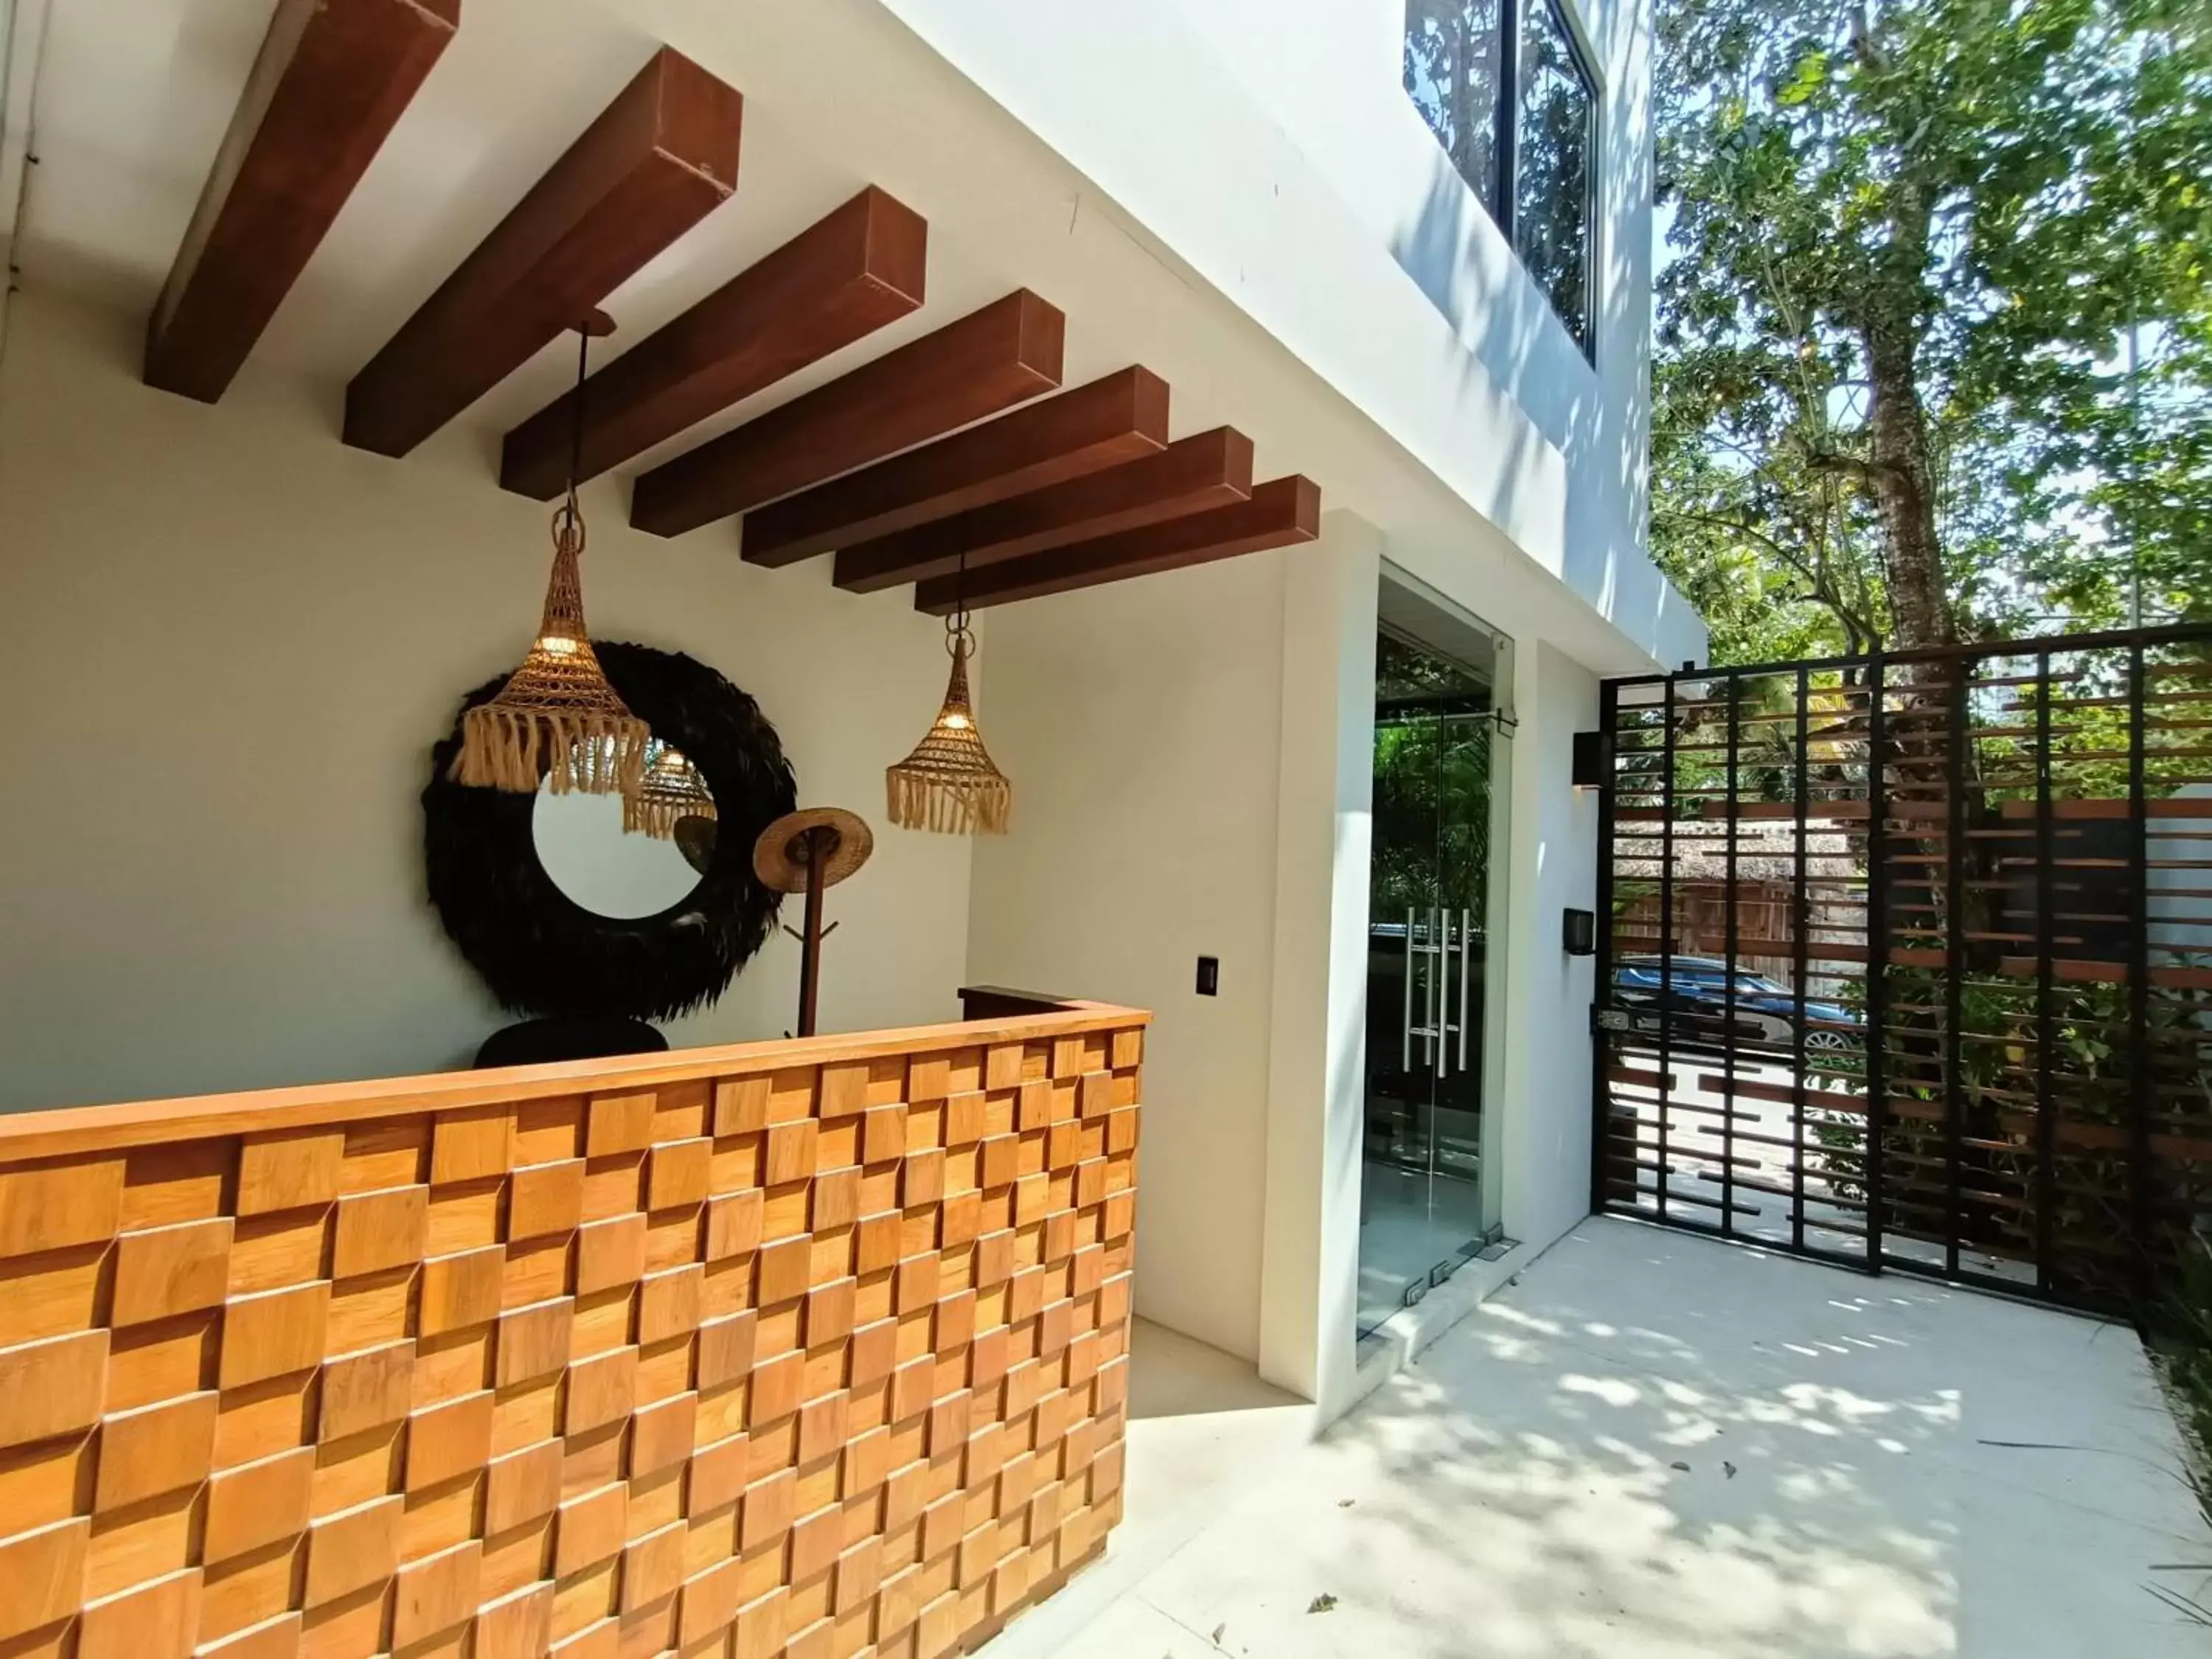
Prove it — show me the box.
[1857,277,1993,1253]
[1863,322,1955,653]
[1851,154,1953,655]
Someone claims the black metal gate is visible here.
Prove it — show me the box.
[1591,624,2212,1314]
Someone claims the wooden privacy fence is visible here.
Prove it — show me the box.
[1593,622,2212,1313]
[0,1003,1144,1659]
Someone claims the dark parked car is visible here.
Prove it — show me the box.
[1611,956,1860,1057]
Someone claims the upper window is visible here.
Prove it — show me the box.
[1403,0,1599,357]
[1402,0,1505,218]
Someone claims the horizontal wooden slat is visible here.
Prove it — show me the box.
[630,291,1065,538]
[1994,956,2212,989]
[498,187,926,498]
[145,0,459,403]
[2000,796,2212,820]
[1610,931,1871,961]
[1610,800,1960,822]
[344,48,742,457]
[834,428,1252,593]
[914,476,1320,613]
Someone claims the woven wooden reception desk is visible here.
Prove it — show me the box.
[0,997,1146,1659]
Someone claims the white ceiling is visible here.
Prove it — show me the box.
[13,0,1207,484]
[9,0,1679,677]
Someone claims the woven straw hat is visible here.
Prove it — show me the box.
[751,807,874,894]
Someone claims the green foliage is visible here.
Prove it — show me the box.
[1638,7,2212,1461]
[1372,636,1494,917]
[1373,717,1494,915]
[1806,966,2212,1304]
[1653,0,2212,662]
[2154,1237,2212,1514]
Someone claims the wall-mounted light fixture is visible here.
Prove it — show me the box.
[1571,730,1607,789]
[1562,908,1596,956]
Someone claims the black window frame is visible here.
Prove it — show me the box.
[1403,0,1602,362]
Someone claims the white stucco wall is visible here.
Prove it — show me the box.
[0,0,1688,1418]
[1495,641,1604,1252]
[4,0,1695,686]
[0,291,974,1113]
[963,554,1292,1363]
[1168,0,1654,618]
[883,0,1672,1398]
[877,0,1697,676]
[961,503,1608,1412]
[1260,522,1386,1413]
[957,515,1382,1392]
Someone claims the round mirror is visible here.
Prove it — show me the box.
[531,742,718,919]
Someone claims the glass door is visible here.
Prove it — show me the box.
[1359,627,1498,1336]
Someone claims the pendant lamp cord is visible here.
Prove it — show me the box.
[561,326,589,539]
[950,540,971,658]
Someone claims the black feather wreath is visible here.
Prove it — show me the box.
[424,641,796,1023]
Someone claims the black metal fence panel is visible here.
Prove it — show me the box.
[1592,624,2212,1314]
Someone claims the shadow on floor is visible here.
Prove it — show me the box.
[1050,1219,2212,1659]
[1129,1319,1305,1422]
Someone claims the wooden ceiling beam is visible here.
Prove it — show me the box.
[499,186,926,500]
[344,48,742,458]
[630,291,1068,540]
[144,0,459,404]
[834,427,1252,593]
[738,364,1169,568]
[914,476,1321,613]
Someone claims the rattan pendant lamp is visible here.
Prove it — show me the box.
[886,547,1010,835]
[625,740,717,839]
[450,317,649,796]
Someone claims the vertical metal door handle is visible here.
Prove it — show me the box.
[1435,906,1450,1077]
[1458,907,1472,1072]
[1402,905,1413,1071]
[1422,906,1436,1065]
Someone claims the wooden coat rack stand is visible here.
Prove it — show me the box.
[751,807,872,1037]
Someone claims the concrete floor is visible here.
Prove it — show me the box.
[985,1319,1312,1659]
[1037,1218,2212,1658]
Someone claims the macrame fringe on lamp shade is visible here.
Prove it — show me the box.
[886,624,1010,835]
[625,740,716,839]
[451,322,650,797]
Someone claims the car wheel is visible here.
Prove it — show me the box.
[1803,1029,1853,1084]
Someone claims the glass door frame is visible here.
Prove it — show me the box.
[1368,689,1489,1185]
[1357,567,1517,1333]
[1476,625,1514,1242]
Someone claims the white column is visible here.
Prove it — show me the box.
[1494,641,1602,1252]
[1258,510,1378,1416]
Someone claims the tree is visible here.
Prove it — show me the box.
[1653,0,2212,665]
